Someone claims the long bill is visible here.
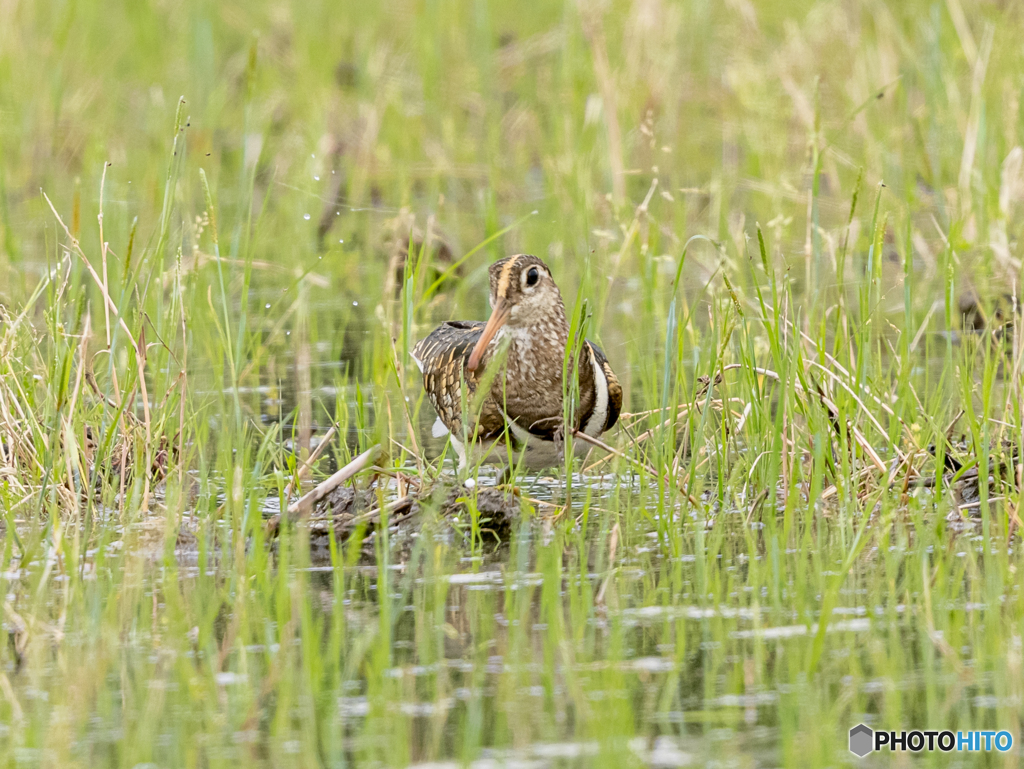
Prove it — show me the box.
[467,299,510,372]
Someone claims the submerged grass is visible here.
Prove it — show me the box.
[2,0,1024,766]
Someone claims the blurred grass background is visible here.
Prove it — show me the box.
[5,0,1023,322]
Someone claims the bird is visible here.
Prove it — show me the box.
[411,254,621,471]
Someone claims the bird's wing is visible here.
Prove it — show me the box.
[582,339,622,433]
[412,321,506,440]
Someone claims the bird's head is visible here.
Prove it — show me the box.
[467,254,565,372]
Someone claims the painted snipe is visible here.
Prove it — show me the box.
[411,254,622,470]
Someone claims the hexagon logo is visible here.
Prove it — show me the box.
[849,724,873,757]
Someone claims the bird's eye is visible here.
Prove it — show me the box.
[525,267,540,287]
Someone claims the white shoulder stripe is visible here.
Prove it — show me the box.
[582,345,610,437]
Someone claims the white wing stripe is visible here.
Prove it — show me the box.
[410,350,425,373]
[582,345,609,437]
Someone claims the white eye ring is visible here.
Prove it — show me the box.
[523,266,541,288]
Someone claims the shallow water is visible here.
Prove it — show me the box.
[4,443,1015,768]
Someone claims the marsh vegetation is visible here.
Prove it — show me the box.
[1,0,1024,766]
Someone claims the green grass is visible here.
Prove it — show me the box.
[2,0,1024,766]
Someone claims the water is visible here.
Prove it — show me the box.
[4,436,1013,767]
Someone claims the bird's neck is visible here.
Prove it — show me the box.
[487,307,574,394]
[503,307,569,354]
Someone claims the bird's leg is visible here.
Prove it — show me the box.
[552,422,566,463]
